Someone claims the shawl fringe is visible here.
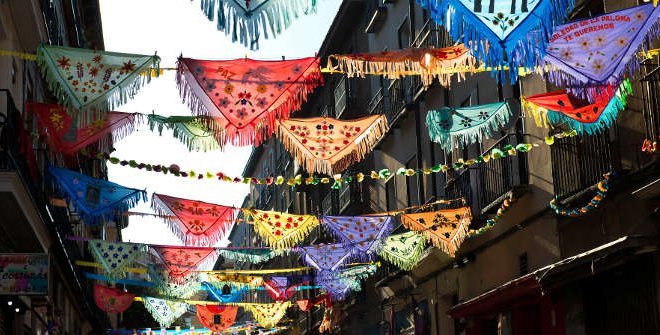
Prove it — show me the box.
[277,115,389,175]
[216,248,288,264]
[322,215,393,260]
[200,0,317,50]
[244,302,291,329]
[147,115,221,152]
[36,45,160,126]
[176,58,323,147]
[141,298,187,328]
[244,209,321,250]
[417,0,575,83]
[401,210,471,257]
[379,235,427,271]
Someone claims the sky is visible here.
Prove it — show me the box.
[100,0,342,245]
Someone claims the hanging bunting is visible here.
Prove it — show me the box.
[543,4,660,97]
[416,0,574,82]
[468,193,516,238]
[151,246,219,284]
[176,56,322,147]
[88,240,144,280]
[522,79,633,134]
[550,173,611,217]
[401,207,472,256]
[35,45,159,123]
[148,265,201,299]
[147,114,221,152]
[29,103,138,155]
[321,215,394,257]
[298,243,355,273]
[141,297,188,328]
[196,305,238,333]
[207,274,265,290]
[48,167,147,224]
[93,285,135,314]
[216,248,287,264]
[243,209,321,250]
[426,102,512,152]
[379,231,427,271]
[263,276,307,302]
[327,45,475,86]
[197,0,317,50]
[245,301,291,329]
[151,193,239,247]
[203,282,248,303]
[277,115,389,175]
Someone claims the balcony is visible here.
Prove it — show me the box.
[445,134,530,216]
[365,0,387,34]
[369,88,385,116]
[386,78,412,124]
[641,61,660,142]
[551,131,614,201]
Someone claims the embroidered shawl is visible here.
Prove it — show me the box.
[400,207,472,256]
[151,246,219,284]
[277,115,389,175]
[141,297,188,328]
[152,193,238,247]
[296,294,331,312]
[263,276,306,301]
[48,167,147,224]
[543,4,660,97]
[426,102,512,152]
[147,114,221,152]
[321,215,393,257]
[417,0,574,82]
[36,45,159,123]
[88,240,144,280]
[93,285,134,314]
[196,305,238,332]
[29,103,137,155]
[327,45,475,87]
[243,209,320,250]
[197,0,318,50]
[177,57,322,147]
[379,232,427,271]
[148,265,200,299]
[245,302,291,328]
[203,282,248,303]
[216,248,286,264]
[298,244,355,273]
[522,79,633,135]
[316,277,359,301]
[207,274,265,290]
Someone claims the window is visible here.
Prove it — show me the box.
[398,17,411,49]
[406,156,420,206]
[385,177,397,211]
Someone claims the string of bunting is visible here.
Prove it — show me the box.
[550,173,611,217]
[97,130,579,187]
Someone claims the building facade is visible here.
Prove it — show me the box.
[240,0,660,334]
[0,1,110,334]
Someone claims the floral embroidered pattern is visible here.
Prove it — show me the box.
[401,207,472,256]
[244,209,320,250]
[322,215,394,256]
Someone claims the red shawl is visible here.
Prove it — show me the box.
[176,56,322,147]
[196,305,238,333]
[151,246,218,284]
[28,102,137,155]
[151,193,238,247]
[522,85,617,124]
[93,284,135,314]
[296,294,332,312]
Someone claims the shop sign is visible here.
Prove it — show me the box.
[0,254,49,295]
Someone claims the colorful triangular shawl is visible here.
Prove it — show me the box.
[151,246,219,284]
[417,0,574,82]
[543,4,660,97]
[196,305,238,333]
[141,297,188,328]
[29,103,138,155]
[298,243,355,273]
[327,45,476,87]
[152,193,239,247]
[379,232,427,271]
[321,215,394,258]
[36,45,159,123]
[243,209,321,250]
[263,276,307,301]
[277,115,389,175]
[197,0,317,50]
[147,114,221,152]
[216,248,286,264]
[206,273,265,290]
[203,282,248,303]
[245,302,291,329]
[522,79,633,135]
[148,265,201,299]
[401,207,472,256]
[177,56,322,147]
[93,285,135,314]
[426,102,512,152]
[48,167,147,224]
[88,240,144,280]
